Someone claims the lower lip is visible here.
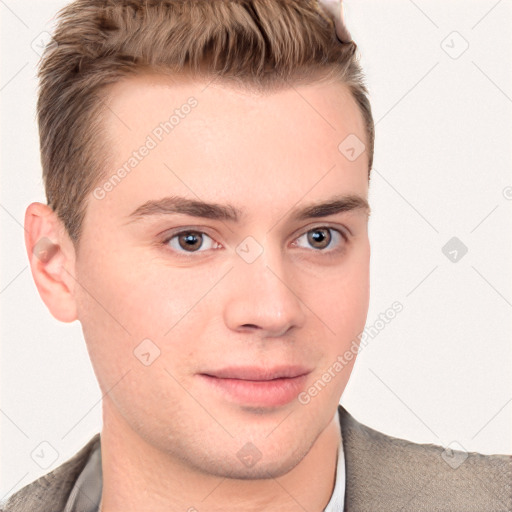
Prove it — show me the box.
[199,374,309,408]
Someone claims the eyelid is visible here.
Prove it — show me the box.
[293,222,350,240]
[160,226,219,245]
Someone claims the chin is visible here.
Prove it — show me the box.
[199,446,307,481]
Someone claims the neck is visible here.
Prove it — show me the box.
[98,402,341,512]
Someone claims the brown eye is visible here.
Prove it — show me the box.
[178,231,204,252]
[307,228,331,249]
[163,230,218,254]
[294,226,346,253]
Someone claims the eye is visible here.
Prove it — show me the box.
[292,226,347,252]
[161,225,348,257]
[163,230,221,254]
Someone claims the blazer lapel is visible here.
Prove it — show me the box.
[338,404,512,512]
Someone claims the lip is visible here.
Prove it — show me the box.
[198,365,312,408]
[202,365,312,381]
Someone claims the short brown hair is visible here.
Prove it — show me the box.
[37,0,374,250]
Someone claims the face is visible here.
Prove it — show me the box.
[73,73,370,478]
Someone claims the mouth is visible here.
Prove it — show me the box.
[198,365,312,408]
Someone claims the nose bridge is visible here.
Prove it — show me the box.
[223,236,306,335]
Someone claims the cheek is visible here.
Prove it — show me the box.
[76,246,181,330]
[74,248,212,370]
[309,244,370,336]
[301,251,370,406]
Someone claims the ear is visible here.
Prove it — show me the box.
[24,202,78,323]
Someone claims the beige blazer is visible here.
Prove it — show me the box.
[3,404,511,511]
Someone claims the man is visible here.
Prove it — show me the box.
[3,0,511,511]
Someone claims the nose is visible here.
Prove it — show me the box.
[222,247,307,338]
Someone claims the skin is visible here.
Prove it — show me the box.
[25,73,371,512]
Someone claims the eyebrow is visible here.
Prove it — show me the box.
[125,194,370,224]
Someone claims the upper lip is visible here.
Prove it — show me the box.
[201,365,312,381]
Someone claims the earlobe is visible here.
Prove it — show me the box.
[24,202,78,323]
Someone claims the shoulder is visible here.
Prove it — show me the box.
[337,404,512,511]
[1,434,100,512]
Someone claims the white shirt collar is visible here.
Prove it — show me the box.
[323,407,346,511]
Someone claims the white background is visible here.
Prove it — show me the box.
[1,0,511,501]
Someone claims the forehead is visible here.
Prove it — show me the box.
[102,71,366,138]
[92,73,368,220]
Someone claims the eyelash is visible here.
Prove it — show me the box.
[160,225,349,259]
